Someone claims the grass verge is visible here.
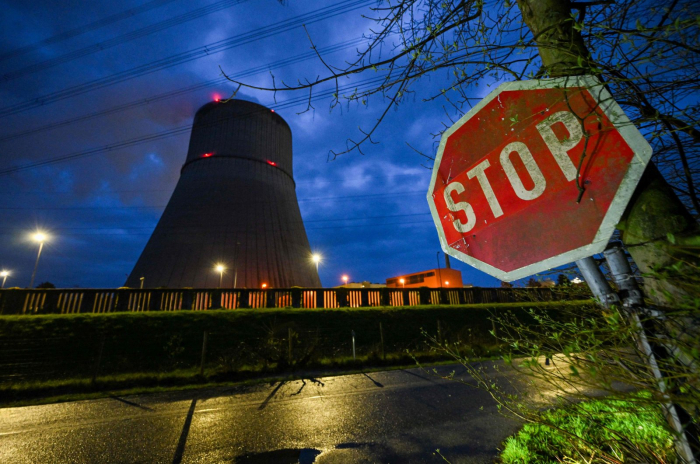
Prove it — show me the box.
[0,355,482,408]
[500,393,677,463]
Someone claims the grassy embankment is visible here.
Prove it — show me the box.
[500,393,677,463]
[0,300,591,405]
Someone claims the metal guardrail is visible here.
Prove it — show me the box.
[0,287,585,315]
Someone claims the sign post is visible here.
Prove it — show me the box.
[427,77,698,462]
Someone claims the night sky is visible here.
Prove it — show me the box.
[0,0,511,289]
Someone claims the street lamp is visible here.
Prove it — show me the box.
[1,270,9,289]
[139,277,145,289]
[311,253,321,273]
[399,278,405,288]
[30,231,48,288]
[215,264,225,288]
[233,242,240,288]
[342,275,348,287]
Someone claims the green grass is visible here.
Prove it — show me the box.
[0,356,484,408]
[500,394,677,463]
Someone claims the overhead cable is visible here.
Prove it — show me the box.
[0,0,182,63]
[0,0,374,118]
[2,0,254,81]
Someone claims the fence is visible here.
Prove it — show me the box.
[0,286,586,315]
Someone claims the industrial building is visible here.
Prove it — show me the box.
[386,268,464,288]
[125,99,321,289]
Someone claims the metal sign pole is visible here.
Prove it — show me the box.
[574,257,619,308]
[603,246,696,464]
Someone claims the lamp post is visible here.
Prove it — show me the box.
[139,277,145,289]
[29,232,48,288]
[342,275,348,287]
[1,270,9,289]
[233,242,240,288]
[436,251,443,289]
[399,278,405,289]
[312,253,321,273]
[215,264,225,288]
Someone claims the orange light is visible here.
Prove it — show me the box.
[262,283,267,289]
[445,281,449,285]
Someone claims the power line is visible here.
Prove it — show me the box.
[0,212,429,225]
[2,0,254,81]
[0,219,434,236]
[0,75,388,176]
[0,0,182,63]
[0,190,426,205]
[0,0,374,118]
[0,38,364,143]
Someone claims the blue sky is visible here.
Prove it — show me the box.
[0,0,512,288]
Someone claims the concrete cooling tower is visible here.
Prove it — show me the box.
[125,99,321,289]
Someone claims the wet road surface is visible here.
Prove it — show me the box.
[0,364,523,463]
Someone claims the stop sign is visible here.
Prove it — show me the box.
[427,76,652,281]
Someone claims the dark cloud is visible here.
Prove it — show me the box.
[0,0,504,289]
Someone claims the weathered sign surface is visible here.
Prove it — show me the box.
[427,76,652,281]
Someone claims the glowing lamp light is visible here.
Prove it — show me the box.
[203,152,213,158]
[261,283,267,289]
[342,275,349,284]
[215,264,225,273]
[33,232,47,242]
[270,109,275,113]
[213,94,221,102]
[0,271,8,277]
[266,160,277,166]
[445,281,449,285]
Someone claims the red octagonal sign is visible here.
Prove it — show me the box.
[427,76,652,281]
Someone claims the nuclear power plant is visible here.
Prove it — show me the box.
[125,99,321,289]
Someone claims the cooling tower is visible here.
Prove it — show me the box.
[125,99,321,289]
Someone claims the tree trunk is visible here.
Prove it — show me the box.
[517,0,698,306]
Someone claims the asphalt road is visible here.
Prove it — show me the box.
[0,365,524,463]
